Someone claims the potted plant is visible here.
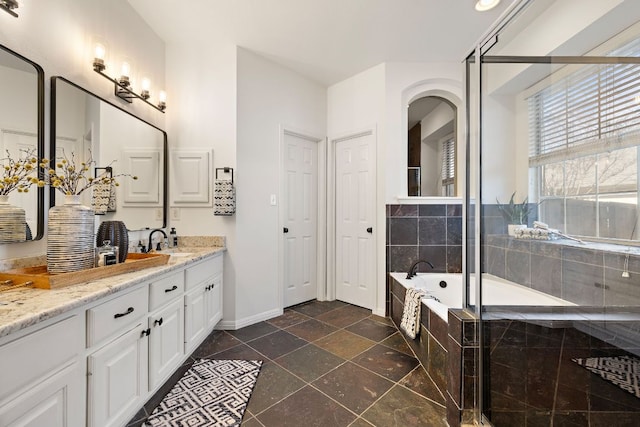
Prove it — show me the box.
[0,148,40,243]
[496,192,535,236]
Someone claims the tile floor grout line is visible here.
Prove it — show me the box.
[388,317,449,405]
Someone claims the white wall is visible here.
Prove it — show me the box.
[162,39,238,321]
[234,48,326,326]
[164,44,326,327]
[0,0,165,259]
[327,61,464,316]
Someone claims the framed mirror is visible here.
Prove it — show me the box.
[51,76,167,231]
[0,44,44,243]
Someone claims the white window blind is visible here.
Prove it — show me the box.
[528,37,640,167]
[441,137,455,183]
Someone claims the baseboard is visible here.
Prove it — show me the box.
[216,307,283,330]
[372,307,386,317]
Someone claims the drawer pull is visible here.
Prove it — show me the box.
[164,285,178,293]
[114,307,134,319]
[141,328,151,337]
[154,318,164,327]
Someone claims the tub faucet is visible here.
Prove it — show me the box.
[406,260,434,279]
[148,229,168,252]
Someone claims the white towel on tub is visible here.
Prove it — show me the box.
[400,288,426,339]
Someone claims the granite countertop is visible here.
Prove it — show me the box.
[0,238,225,339]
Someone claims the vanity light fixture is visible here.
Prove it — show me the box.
[475,0,500,12]
[91,43,166,113]
[0,0,18,18]
[141,77,151,100]
[158,91,167,112]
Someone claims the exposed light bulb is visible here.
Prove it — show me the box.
[121,62,130,78]
[94,43,105,61]
[93,43,106,72]
[119,62,131,87]
[141,77,151,99]
[475,0,500,12]
[158,90,167,111]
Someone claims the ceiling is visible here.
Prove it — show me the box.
[128,0,514,86]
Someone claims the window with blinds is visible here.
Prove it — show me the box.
[527,36,640,240]
[441,137,455,196]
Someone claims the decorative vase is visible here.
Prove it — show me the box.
[0,195,27,243]
[96,220,129,263]
[47,195,95,274]
[507,223,526,237]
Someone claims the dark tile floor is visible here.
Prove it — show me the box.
[127,300,448,427]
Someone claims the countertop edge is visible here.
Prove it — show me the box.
[0,247,225,339]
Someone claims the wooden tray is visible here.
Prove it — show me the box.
[0,253,170,290]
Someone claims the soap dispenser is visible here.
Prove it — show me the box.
[96,240,118,267]
[170,227,178,248]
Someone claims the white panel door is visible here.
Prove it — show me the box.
[0,362,84,427]
[282,133,318,307]
[184,287,207,353]
[335,133,375,309]
[88,323,148,427]
[149,299,184,390]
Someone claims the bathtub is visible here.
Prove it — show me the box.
[390,272,574,322]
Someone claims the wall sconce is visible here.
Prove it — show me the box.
[92,43,166,113]
[0,0,18,18]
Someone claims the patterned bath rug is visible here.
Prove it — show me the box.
[145,359,263,426]
[572,355,640,398]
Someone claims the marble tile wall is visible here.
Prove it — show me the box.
[386,203,463,275]
[484,235,640,306]
[484,316,640,426]
[389,275,476,427]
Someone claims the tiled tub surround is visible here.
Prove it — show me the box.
[386,203,463,275]
[484,234,640,307]
[389,274,478,427]
[484,307,640,427]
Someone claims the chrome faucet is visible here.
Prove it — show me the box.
[406,260,434,279]
[148,229,168,252]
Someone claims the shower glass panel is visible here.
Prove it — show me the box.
[469,2,640,425]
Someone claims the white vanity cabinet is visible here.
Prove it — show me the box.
[0,315,85,427]
[148,270,185,390]
[86,286,150,427]
[0,249,224,427]
[184,254,223,353]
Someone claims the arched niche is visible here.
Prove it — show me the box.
[401,79,464,198]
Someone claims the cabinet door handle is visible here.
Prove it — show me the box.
[283,227,289,233]
[114,307,134,319]
[164,285,178,293]
[366,227,373,233]
[140,328,150,338]
[154,318,164,327]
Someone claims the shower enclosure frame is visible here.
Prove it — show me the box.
[464,1,640,424]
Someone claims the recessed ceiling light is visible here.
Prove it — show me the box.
[475,0,501,12]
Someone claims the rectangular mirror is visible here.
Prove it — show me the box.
[51,76,167,231]
[0,43,44,243]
